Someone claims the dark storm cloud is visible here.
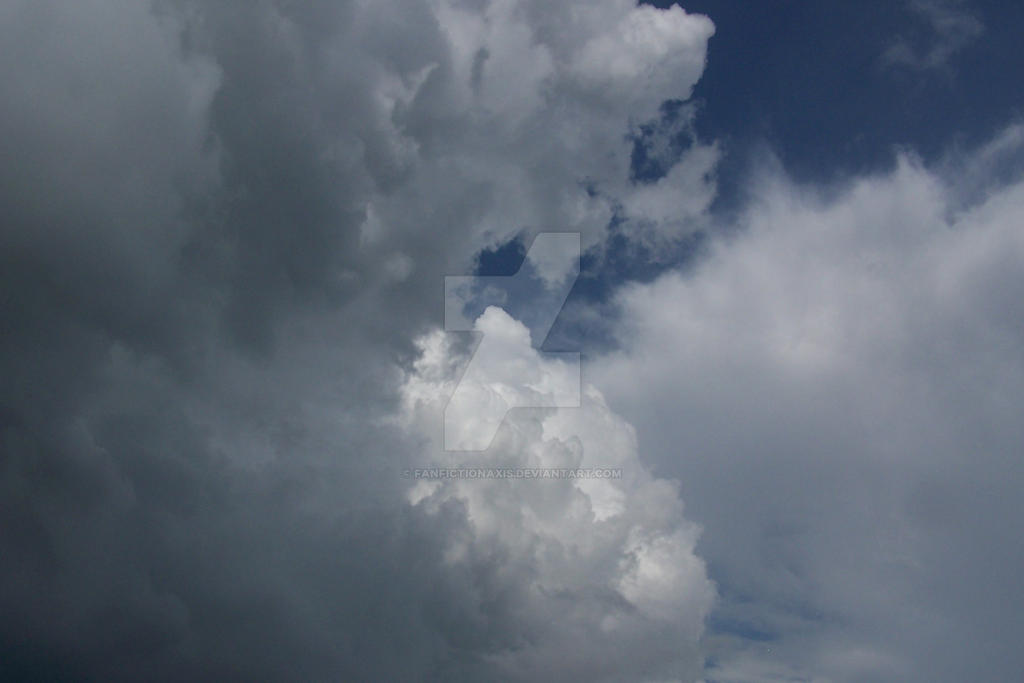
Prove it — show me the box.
[0,1,485,676]
[0,0,717,680]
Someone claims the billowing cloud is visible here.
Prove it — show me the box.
[8,0,1019,678]
[400,306,714,681]
[0,0,718,679]
[594,134,1024,681]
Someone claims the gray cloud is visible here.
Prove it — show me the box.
[0,0,716,679]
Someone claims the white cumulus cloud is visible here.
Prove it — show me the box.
[401,306,716,681]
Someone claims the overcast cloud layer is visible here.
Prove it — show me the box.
[2,0,1023,681]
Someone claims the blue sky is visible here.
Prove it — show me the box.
[674,0,1024,198]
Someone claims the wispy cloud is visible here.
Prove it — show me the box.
[883,0,983,70]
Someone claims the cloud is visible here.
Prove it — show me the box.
[356,0,716,278]
[0,0,717,679]
[883,0,983,71]
[17,0,1020,679]
[592,134,1024,680]
[400,307,715,681]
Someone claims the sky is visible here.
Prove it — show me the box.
[1,0,1023,681]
